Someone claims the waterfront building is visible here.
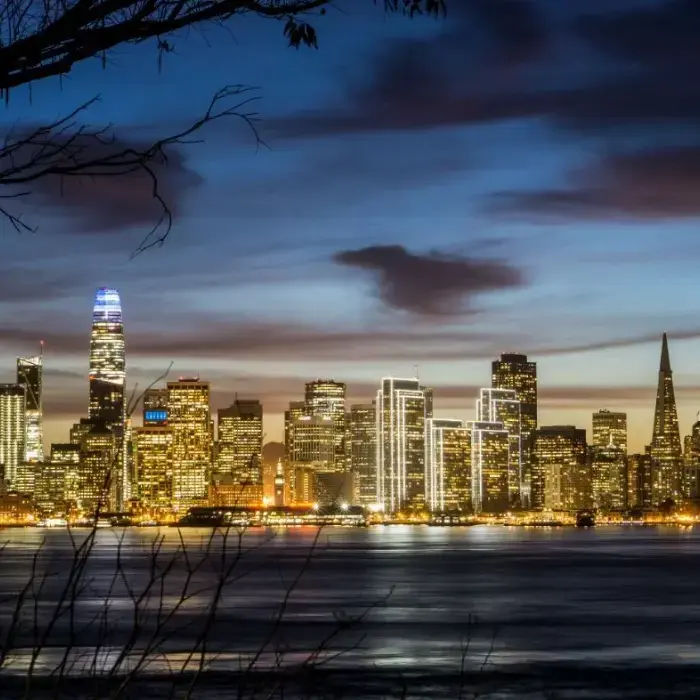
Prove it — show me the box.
[376,377,432,513]
[305,379,347,467]
[591,445,627,511]
[291,465,317,505]
[592,410,627,453]
[476,388,522,505]
[17,355,43,462]
[349,403,376,506]
[216,399,263,484]
[51,443,80,510]
[533,426,590,511]
[284,401,306,466]
[491,353,537,505]
[209,472,263,507]
[683,421,700,499]
[627,452,653,509]
[167,378,212,512]
[14,461,36,497]
[426,418,471,512]
[0,384,26,488]
[76,423,116,513]
[134,425,173,511]
[650,333,683,504]
[470,420,509,513]
[274,459,286,506]
[88,288,127,508]
[35,444,79,516]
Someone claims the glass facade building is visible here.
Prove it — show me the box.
[426,418,471,512]
[17,355,43,463]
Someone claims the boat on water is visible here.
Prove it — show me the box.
[576,511,596,527]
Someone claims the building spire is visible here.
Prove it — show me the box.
[660,332,671,373]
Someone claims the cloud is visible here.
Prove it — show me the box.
[9,132,201,234]
[272,2,700,141]
[488,147,700,220]
[333,245,524,315]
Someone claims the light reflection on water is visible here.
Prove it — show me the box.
[2,525,700,697]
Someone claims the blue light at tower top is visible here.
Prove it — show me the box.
[92,287,122,324]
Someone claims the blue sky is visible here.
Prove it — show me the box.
[1,0,700,449]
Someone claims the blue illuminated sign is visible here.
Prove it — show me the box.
[145,410,168,423]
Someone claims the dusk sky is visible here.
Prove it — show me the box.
[2,0,700,450]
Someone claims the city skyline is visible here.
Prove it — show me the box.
[3,300,700,455]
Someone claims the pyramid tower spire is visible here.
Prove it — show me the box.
[650,333,682,503]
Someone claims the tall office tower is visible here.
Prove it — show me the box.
[291,465,317,505]
[134,425,173,512]
[76,424,116,513]
[627,452,653,508]
[683,420,700,499]
[592,410,627,452]
[304,380,347,468]
[217,399,263,484]
[167,379,212,511]
[284,401,306,466]
[88,287,126,507]
[533,426,590,511]
[592,446,627,511]
[349,403,377,507]
[470,421,509,513]
[426,418,471,512]
[492,354,537,505]
[38,443,80,515]
[650,333,682,503]
[376,377,432,513]
[143,388,169,425]
[476,388,522,505]
[17,355,43,462]
[14,461,36,497]
[0,384,26,488]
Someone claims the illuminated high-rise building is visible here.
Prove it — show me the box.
[304,379,347,468]
[376,377,432,513]
[470,421,509,514]
[592,410,627,453]
[426,418,471,512]
[284,401,306,466]
[50,442,80,510]
[134,425,173,512]
[491,354,537,504]
[533,426,589,511]
[217,399,263,484]
[591,446,627,511]
[349,403,376,506]
[476,388,522,506]
[682,421,700,499]
[88,288,126,508]
[167,379,212,512]
[627,452,653,509]
[143,388,168,425]
[0,384,26,488]
[650,333,682,504]
[17,355,43,462]
[75,423,116,513]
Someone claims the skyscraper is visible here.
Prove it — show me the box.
[533,426,589,511]
[88,288,126,508]
[426,418,471,512]
[592,410,627,452]
[143,388,169,425]
[89,288,125,427]
[627,452,653,509]
[376,377,432,513]
[470,421,509,513]
[683,420,700,499]
[0,384,26,488]
[491,354,537,505]
[168,379,212,511]
[349,403,376,506]
[650,333,682,504]
[216,399,263,484]
[304,379,347,468]
[476,388,522,505]
[17,355,43,462]
[134,425,173,512]
[591,446,627,511]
